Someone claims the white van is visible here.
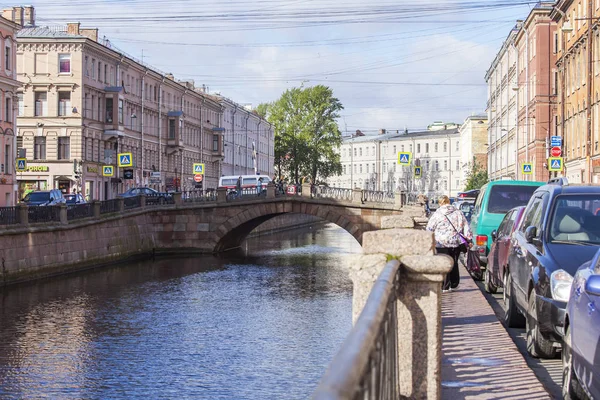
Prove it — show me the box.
[218,175,272,190]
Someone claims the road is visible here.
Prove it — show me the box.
[469,263,563,399]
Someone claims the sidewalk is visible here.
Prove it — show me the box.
[441,263,553,399]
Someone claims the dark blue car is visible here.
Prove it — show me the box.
[563,248,600,399]
[505,178,600,359]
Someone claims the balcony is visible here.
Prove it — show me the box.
[209,127,225,160]
[166,111,184,154]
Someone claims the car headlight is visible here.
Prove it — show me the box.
[550,269,574,302]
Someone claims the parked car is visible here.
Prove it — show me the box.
[484,206,525,294]
[563,248,600,399]
[22,189,66,206]
[470,180,544,265]
[456,200,475,223]
[65,193,87,205]
[506,178,600,359]
[117,187,172,205]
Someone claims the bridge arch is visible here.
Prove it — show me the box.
[213,201,381,252]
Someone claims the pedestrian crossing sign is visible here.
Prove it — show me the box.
[193,163,205,175]
[102,165,114,177]
[522,163,533,175]
[414,166,422,178]
[397,152,412,166]
[15,158,26,172]
[548,157,563,172]
[118,153,133,167]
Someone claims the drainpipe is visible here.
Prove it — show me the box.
[245,113,250,174]
[232,105,237,175]
[158,76,165,191]
[587,0,593,183]
[200,98,205,166]
[525,28,530,181]
[141,69,148,185]
[257,119,262,175]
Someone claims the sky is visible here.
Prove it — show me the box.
[28,0,538,134]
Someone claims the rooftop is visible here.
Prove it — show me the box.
[342,128,459,144]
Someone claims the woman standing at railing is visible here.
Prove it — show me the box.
[426,195,472,292]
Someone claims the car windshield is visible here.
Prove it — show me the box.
[549,195,600,244]
[65,195,76,203]
[24,192,50,202]
[487,185,538,214]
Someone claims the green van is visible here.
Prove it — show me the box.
[470,180,545,265]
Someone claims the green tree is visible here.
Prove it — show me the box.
[465,158,489,190]
[262,85,343,184]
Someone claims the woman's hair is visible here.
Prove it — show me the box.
[438,195,451,206]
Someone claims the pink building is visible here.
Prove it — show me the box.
[0,12,21,206]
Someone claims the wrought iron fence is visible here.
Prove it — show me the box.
[123,196,142,210]
[100,199,120,214]
[312,186,353,201]
[182,190,217,203]
[28,206,61,224]
[362,190,396,205]
[146,193,175,205]
[313,260,400,400]
[0,206,19,225]
[226,187,267,201]
[67,203,94,220]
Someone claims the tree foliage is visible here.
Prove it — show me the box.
[258,85,343,184]
[464,158,489,190]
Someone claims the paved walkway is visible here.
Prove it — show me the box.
[441,263,553,399]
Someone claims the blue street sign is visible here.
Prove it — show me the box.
[102,166,114,176]
[397,152,412,166]
[414,166,422,177]
[118,153,133,167]
[16,158,26,172]
[193,163,205,175]
[550,136,562,148]
[522,163,533,175]
[548,157,563,172]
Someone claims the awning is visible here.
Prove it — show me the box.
[53,175,75,181]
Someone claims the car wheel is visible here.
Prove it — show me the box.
[526,291,557,359]
[562,325,585,400]
[484,267,497,294]
[504,272,525,328]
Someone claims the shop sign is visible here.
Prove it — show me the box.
[23,166,49,172]
[87,166,99,174]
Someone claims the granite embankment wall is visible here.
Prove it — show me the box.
[249,214,322,236]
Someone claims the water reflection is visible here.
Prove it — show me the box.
[0,223,359,399]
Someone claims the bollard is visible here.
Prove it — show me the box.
[352,189,363,204]
[266,183,275,199]
[117,198,125,212]
[59,204,68,225]
[301,183,312,198]
[18,203,28,225]
[140,194,147,208]
[172,192,182,206]
[217,187,227,203]
[92,201,101,218]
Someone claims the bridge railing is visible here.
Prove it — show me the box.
[313,228,452,400]
[67,203,94,221]
[182,190,217,203]
[311,185,353,201]
[0,206,19,225]
[361,190,396,205]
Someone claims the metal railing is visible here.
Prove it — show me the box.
[362,190,395,205]
[312,186,353,201]
[313,260,400,400]
[100,199,120,214]
[146,193,175,205]
[182,190,217,203]
[226,187,267,201]
[123,196,142,210]
[0,206,19,225]
[67,204,94,220]
[28,206,61,224]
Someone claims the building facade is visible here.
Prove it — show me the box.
[458,115,488,188]
[552,0,600,183]
[8,11,236,200]
[218,98,274,178]
[0,13,20,206]
[329,127,463,198]
[485,28,519,181]
[515,3,557,182]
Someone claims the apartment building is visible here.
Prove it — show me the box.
[515,3,557,182]
[552,0,600,183]
[458,115,488,188]
[0,13,20,206]
[7,8,229,200]
[485,27,519,181]
[217,98,274,177]
[329,126,463,198]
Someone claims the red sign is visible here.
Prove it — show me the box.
[194,174,203,183]
[551,147,562,157]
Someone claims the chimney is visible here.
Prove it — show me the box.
[80,28,98,42]
[4,6,24,26]
[67,22,80,35]
[379,128,386,135]
[1,8,15,24]
[23,5,34,26]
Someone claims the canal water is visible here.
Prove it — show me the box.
[0,223,359,399]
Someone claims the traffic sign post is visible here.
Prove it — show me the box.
[118,153,133,167]
[522,163,533,175]
[397,152,412,166]
[550,147,562,157]
[193,163,205,175]
[194,174,203,183]
[550,136,562,148]
[414,166,422,178]
[548,157,564,172]
[102,166,114,177]
[15,158,26,172]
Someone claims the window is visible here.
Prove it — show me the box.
[58,91,71,116]
[444,160,448,170]
[366,164,369,173]
[434,142,438,152]
[426,143,429,153]
[58,137,70,160]
[343,165,346,174]
[489,185,540,215]
[359,164,363,173]
[5,45,10,70]
[435,160,439,170]
[97,61,101,81]
[169,119,176,139]
[443,141,447,152]
[359,147,362,156]
[34,92,47,116]
[92,59,96,79]
[58,54,71,73]
[118,99,123,124]
[393,145,396,154]
[456,141,459,151]
[34,137,46,160]
[354,148,357,157]
[17,93,23,116]
[105,98,113,123]
[372,163,375,172]
[104,64,108,83]
[417,143,421,153]
[401,145,404,152]
[5,144,10,174]
[84,56,89,77]
[554,32,558,54]
[4,97,10,122]
[456,160,459,170]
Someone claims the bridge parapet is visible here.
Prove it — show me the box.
[314,225,451,400]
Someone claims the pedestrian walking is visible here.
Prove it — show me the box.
[257,177,263,196]
[426,195,473,292]
[236,176,242,198]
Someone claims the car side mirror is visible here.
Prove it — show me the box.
[525,226,537,244]
[491,230,497,242]
[585,275,600,297]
